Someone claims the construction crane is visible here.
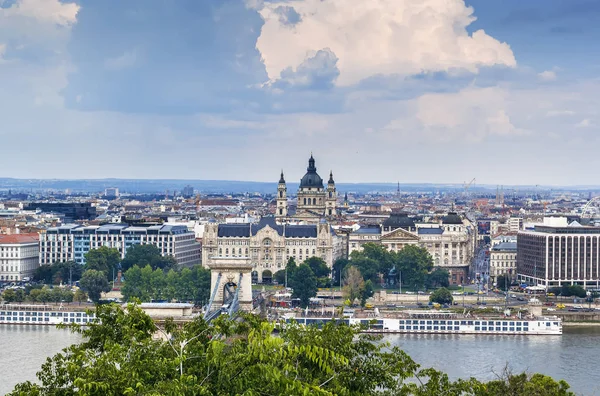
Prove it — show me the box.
[463,178,476,196]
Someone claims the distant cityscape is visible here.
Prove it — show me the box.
[2,154,600,291]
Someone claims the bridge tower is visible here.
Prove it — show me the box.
[206,257,253,312]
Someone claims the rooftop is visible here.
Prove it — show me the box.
[0,233,39,244]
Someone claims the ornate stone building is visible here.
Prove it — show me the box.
[276,154,337,223]
[202,217,343,284]
[349,211,475,285]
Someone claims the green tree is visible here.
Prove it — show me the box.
[32,265,53,284]
[496,274,511,291]
[84,246,121,281]
[289,264,318,308]
[361,279,375,306]
[426,267,450,289]
[396,245,434,290]
[303,256,330,278]
[74,289,88,305]
[332,257,349,286]
[14,288,25,303]
[28,288,42,302]
[121,244,177,272]
[343,265,365,305]
[273,269,286,285]
[429,287,453,305]
[2,288,16,303]
[80,269,111,303]
[37,286,53,303]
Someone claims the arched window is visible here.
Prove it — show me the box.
[313,198,316,205]
[263,238,272,246]
[293,249,296,254]
[219,248,222,255]
[306,248,309,255]
[279,191,283,198]
[329,191,332,198]
[279,208,283,215]
[304,198,307,205]
[238,248,242,255]
[225,248,229,255]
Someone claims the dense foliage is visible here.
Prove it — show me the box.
[79,269,111,303]
[8,303,575,395]
[84,246,121,282]
[548,284,587,298]
[121,264,211,304]
[33,261,82,285]
[349,243,435,289]
[429,287,453,305]
[288,263,318,307]
[120,244,177,272]
[1,286,87,304]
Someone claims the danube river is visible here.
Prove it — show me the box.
[1,326,599,395]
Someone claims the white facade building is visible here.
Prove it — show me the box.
[0,234,39,282]
[490,242,517,283]
[39,224,200,267]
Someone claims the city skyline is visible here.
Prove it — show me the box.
[1,0,599,184]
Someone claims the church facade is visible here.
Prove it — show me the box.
[276,154,337,223]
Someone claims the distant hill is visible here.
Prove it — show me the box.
[0,177,594,195]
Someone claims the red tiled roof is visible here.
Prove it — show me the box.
[0,233,39,244]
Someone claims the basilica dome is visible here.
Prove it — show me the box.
[299,154,324,188]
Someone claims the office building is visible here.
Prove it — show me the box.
[23,202,97,222]
[517,218,600,289]
[0,233,39,282]
[39,224,200,267]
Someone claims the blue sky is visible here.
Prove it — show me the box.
[0,0,599,185]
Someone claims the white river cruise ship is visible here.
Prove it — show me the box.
[283,309,562,336]
[0,304,96,325]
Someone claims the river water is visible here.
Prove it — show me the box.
[0,326,598,395]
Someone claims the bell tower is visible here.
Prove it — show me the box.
[326,171,337,217]
[276,170,288,219]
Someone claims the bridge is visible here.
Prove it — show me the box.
[203,257,255,322]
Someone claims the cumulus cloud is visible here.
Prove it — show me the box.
[254,0,516,86]
[381,87,523,143]
[273,48,339,89]
[0,0,78,26]
[538,70,557,81]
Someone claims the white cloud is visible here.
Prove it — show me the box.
[0,0,78,26]
[546,109,574,117]
[538,70,557,81]
[410,87,523,142]
[254,0,516,86]
[105,50,138,71]
[576,118,592,128]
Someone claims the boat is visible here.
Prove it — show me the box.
[280,309,562,335]
[0,304,96,326]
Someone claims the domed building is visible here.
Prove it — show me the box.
[276,154,337,223]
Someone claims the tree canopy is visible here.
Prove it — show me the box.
[9,303,575,396]
[84,247,121,281]
[120,244,177,272]
[79,269,111,303]
[288,263,318,307]
[33,261,82,285]
[122,265,210,304]
[350,243,434,289]
[429,288,453,305]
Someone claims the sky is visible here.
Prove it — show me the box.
[1,0,599,186]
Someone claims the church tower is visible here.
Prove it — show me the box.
[326,171,337,217]
[276,170,287,219]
